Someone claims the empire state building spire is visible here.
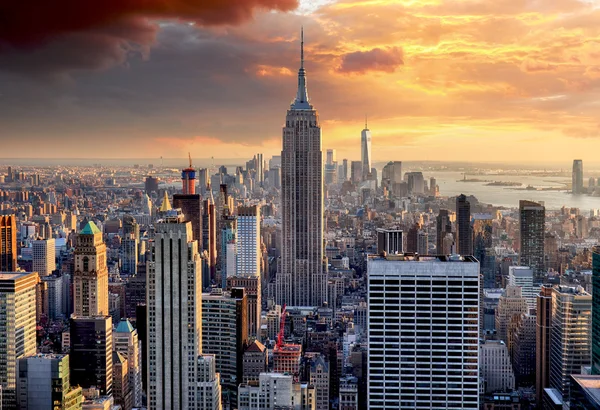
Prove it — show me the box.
[291,27,312,110]
[277,28,327,308]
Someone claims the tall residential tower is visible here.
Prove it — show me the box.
[276,29,327,307]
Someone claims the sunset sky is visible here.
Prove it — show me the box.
[1,0,599,163]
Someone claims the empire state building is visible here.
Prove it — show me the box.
[276,29,327,307]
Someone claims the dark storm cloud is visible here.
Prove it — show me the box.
[336,47,404,74]
[0,0,297,75]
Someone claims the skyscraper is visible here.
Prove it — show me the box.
[70,316,113,396]
[197,355,222,410]
[549,286,592,399]
[182,153,196,195]
[173,193,203,249]
[32,238,56,276]
[508,266,536,310]
[573,159,584,194]
[376,229,403,254]
[536,285,553,404]
[203,191,217,284]
[592,246,600,375]
[0,272,39,408]
[436,209,453,254]
[381,161,402,194]
[367,254,480,409]
[277,29,327,307]
[202,288,248,405]
[120,215,139,276]
[472,214,494,288]
[361,119,372,181]
[350,161,362,184]
[519,200,545,281]
[114,319,143,408]
[0,215,17,272]
[456,194,473,256]
[221,214,237,288]
[236,206,261,277]
[147,210,202,410]
[74,221,109,317]
[17,354,83,410]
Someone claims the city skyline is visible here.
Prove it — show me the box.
[1,0,600,162]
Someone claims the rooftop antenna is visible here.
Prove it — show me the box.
[300,26,304,69]
[365,114,368,129]
[188,152,192,168]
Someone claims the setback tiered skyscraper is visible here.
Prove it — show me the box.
[73,221,109,317]
[277,29,327,307]
[519,200,545,281]
[367,254,480,409]
[593,246,600,375]
[147,210,202,410]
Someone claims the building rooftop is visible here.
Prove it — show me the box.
[0,272,36,281]
[368,253,478,263]
[115,319,134,334]
[571,375,600,405]
[80,221,101,235]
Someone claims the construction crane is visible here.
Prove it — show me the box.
[276,304,287,348]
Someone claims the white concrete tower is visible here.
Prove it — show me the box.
[277,28,327,307]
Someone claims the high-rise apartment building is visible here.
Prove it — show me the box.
[367,254,480,409]
[536,285,554,404]
[573,159,584,194]
[0,272,39,408]
[0,215,17,272]
[17,354,83,410]
[277,30,327,307]
[592,247,600,375]
[549,286,592,399]
[70,316,113,396]
[32,238,56,276]
[519,200,545,281]
[202,288,248,403]
[361,120,372,181]
[456,194,472,256]
[376,229,403,255]
[147,210,202,410]
[508,266,536,310]
[74,221,109,317]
